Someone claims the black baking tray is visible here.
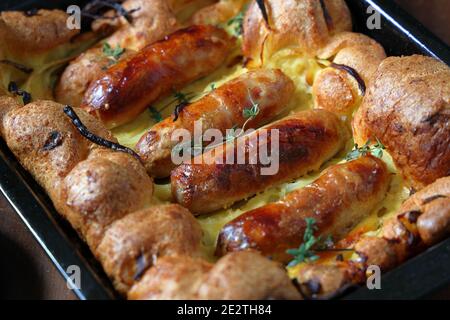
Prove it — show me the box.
[0,0,449,300]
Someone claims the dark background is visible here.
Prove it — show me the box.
[0,0,449,300]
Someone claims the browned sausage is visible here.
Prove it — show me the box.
[295,177,450,299]
[136,68,295,178]
[171,109,349,214]
[81,25,235,128]
[216,155,390,263]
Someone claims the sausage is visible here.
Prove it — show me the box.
[81,25,235,128]
[216,155,391,263]
[128,251,301,300]
[136,68,295,178]
[56,0,180,107]
[295,177,450,298]
[171,109,349,214]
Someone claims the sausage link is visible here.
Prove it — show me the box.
[136,68,295,178]
[81,25,235,128]
[295,177,450,298]
[171,109,349,215]
[217,155,390,263]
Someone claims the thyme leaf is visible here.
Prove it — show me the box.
[103,42,125,65]
[345,138,385,162]
[148,106,162,123]
[227,12,244,36]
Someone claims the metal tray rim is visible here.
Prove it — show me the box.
[0,0,449,300]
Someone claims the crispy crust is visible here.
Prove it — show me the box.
[191,0,248,25]
[313,32,386,115]
[128,251,301,300]
[0,10,78,54]
[96,204,203,294]
[353,55,450,189]
[243,0,351,66]
[94,0,179,51]
[62,148,153,250]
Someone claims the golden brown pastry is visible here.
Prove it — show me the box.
[96,204,203,294]
[62,148,153,250]
[136,68,295,178]
[313,32,386,116]
[0,10,78,55]
[171,109,349,215]
[353,55,450,189]
[243,0,351,66]
[217,155,391,262]
[81,25,235,128]
[191,0,249,25]
[128,251,302,300]
[0,99,160,289]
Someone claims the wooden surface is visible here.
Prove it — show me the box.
[0,0,449,300]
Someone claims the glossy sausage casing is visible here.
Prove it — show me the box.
[171,110,349,214]
[216,155,390,263]
[136,68,295,178]
[81,25,235,128]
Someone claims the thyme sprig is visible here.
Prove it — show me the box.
[227,12,244,36]
[173,91,260,155]
[287,218,353,267]
[102,42,125,67]
[345,138,386,162]
[148,106,162,123]
[287,218,321,267]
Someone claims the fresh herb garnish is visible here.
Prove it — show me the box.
[102,42,125,67]
[287,219,352,267]
[242,95,260,119]
[227,12,244,36]
[345,138,386,161]
[148,106,162,123]
[210,83,217,92]
[286,218,321,267]
[8,81,32,105]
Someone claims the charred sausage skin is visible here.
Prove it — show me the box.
[81,25,235,128]
[136,68,295,178]
[171,110,349,215]
[216,155,390,263]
